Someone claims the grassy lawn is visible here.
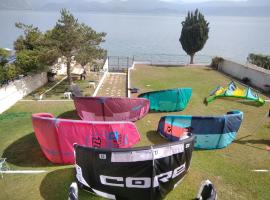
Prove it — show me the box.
[0,65,269,200]
[131,65,270,200]
[25,72,99,100]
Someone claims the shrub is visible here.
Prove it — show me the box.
[15,50,41,74]
[211,57,224,69]
[0,66,7,85]
[6,64,21,81]
[0,64,22,86]
[247,53,270,70]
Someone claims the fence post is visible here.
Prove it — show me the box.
[117,56,120,71]
[127,57,129,69]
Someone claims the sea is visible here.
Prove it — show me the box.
[0,10,270,64]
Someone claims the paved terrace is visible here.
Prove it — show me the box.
[97,72,127,97]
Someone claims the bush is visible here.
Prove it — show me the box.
[15,50,45,74]
[0,48,9,66]
[0,64,22,86]
[6,64,21,81]
[0,66,7,85]
[247,53,270,70]
[211,57,224,69]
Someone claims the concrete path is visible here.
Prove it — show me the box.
[97,73,126,97]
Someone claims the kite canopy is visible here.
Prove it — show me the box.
[74,97,149,121]
[74,135,195,200]
[157,110,243,149]
[31,113,140,164]
[138,88,192,112]
[206,81,265,105]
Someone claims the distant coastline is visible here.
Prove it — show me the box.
[1,0,270,17]
[1,10,270,64]
[1,8,270,18]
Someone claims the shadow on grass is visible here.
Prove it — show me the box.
[149,110,163,114]
[203,68,214,71]
[40,168,103,200]
[57,110,80,120]
[233,136,270,151]
[146,130,167,145]
[148,110,180,114]
[2,133,54,167]
[40,168,74,200]
[215,97,263,107]
[152,65,186,68]
[234,139,270,146]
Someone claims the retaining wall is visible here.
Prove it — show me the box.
[92,58,109,97]
[0,72,47,113]
[218,59,270,92]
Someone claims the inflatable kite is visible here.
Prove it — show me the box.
[74,97,149,121]
[74,135,195,200]
[32,113,140,164]
[196,180,217,200]
[138,88,192,112]
[157,110,243,149]
[205,81,265,105]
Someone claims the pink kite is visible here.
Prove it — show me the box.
[32,113,141,164]
[74,96,149,121]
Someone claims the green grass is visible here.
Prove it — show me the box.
[131,65,270,200]
[25,73,97,100]
[0,65,269,200]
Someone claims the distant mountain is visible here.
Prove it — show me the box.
[247,0,270,6]
[1,0,270,16]
[0,0,32,10]
[40,0,178,13]
[41,0,109,12]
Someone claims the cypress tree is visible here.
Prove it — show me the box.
[180,9,209,64]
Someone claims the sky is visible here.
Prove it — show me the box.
[162,0,247,2]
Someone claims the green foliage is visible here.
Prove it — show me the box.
[0,66,6,84]
[14,23,42,51]
[15,50,42,73]
[48,9,106,84]
[0,48,9,66]
[76,46,107,66]
[14,23,46,74]
[0,64,21,85]
[5,64,21,80]
[179,9,209,64]
[247,53,270,70]
[0,48,9,57]
[14,22,60,75]
[211,56,224,69]
[14,9,106,85]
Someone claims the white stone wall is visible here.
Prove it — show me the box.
[0,72,47,113]
[218,60,270,92]
[92,58,109,97]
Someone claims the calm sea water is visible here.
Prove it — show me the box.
[0,10,270,63]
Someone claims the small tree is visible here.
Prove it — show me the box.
[179,9,209,64]
[14,23,58,74]
[49,9,106,85]
[14,9,106,85]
